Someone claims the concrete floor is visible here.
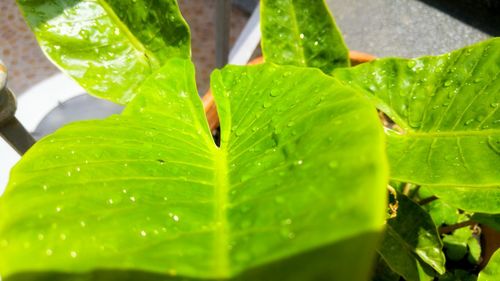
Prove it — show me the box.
[326,0,491,58]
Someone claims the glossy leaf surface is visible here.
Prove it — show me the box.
[478,249,500,281]
[0,60,387,280]
[378,194,446,281]
[333,38,500,205]
[261,0,349,73]
[16,0,190,104]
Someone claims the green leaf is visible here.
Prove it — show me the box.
[419,187,460,226]
[479,249,500,281]
[333,38,500,212]
[0,60,388,280]
[472,213,500,231]
[425,186,500,214]
[260,0,349,73]
[378,194,446,281]
[438,269,477,281]
[442,227,477,262]
[16,0,190,104]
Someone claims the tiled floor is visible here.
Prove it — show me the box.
[0,0,250,95]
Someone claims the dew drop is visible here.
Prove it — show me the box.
[299,33,305,39]
[328,161,339,169]
[464,119,474,126]
[140,230,147,237]
[407,60,416,68]
[263,101,272,108]
[491,103,499,108]
[444,80,453,87]
[172,215,180,222]
[46,249,53,256]
[70,251,78,258]
[270,89,280,97]
[130,196,136,202]
[235,128,244,136]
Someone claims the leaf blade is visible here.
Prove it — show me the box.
[378,194,446,281]
[260,0,349,73]
[0,61,388,280]
[333,39,500,211]
[16,0,191,103]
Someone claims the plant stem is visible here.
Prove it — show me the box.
[439,220,476,234]
[419,196,438,205]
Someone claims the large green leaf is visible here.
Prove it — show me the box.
[260,0,349,73]
[333,38,500,212]
[378,194,446,281]
[16,0,190,104]
[478,249,500,281]
[0,60,387,280]
[426,185,500,214]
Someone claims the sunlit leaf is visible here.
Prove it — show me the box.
[16,0,190,104]
[333,38,500,212]
[0,60,387,280]
[260,0,349,73]
[478,249,500,281]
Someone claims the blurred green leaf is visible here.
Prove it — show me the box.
[333,38,500,213]
[0,60,388,280]
[372,255,402,281]
[378,194,445,281]
[16,0,190,104]
[261,0,349,73]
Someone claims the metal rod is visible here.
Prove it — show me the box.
[215,0,231,68]
[0,116,35,155]
[0,83,35,155]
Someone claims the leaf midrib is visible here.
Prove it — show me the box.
[96,0,158,68]
[286,2,307,65]
[213,147,230,276]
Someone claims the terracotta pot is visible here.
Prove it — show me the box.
[202,51,375,130]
